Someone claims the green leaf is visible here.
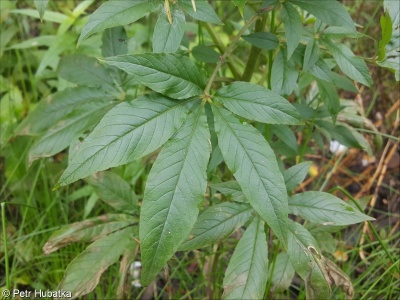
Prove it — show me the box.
[321,26,364,39]
[270,253,295,293]
[179,202,253,251]
[316,79,340,117]
[303,38,320,71]
[102,26,128,57]
[58,55,117,92]
[288,0,356,32]
[17,87,115,135]
[100,54,207,99]
[213,106,288,248]
[10,8,67,23]
[215,82,303,125]
[282,2,302,59]
[309,59,334,83]
[78,0,157,45]
[378,13,393,61]
[242,32,279,50]
[222,217,268,299]
[233,0,247,15]
[57,94,192,187]
[34,0,49,20]
[283,161,312,192]
[153,6,185,53]
[28,101,113,165]
[43,214,137,254]
[192,45,220,63]
[271,49,298,95]
[7,35,55,50]
[289,191,374,225]
[316,120,372,154]
[139,106,211,286]
[87,171,137,211]
[332,72,358,93]
[287,220,331,299]
[209,181,247,203]
[180,0,222,25]
[58,227,136,298]
[323,39,372,87]
[271,124,299,154]
[36,32,76,75]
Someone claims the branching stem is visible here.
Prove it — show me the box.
[203,14,260,101]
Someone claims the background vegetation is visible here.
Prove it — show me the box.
[1,0,399,299]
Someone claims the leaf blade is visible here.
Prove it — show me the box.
[139,106,211,285]
[57,94,191,186]
[323,39,372,87]
[213,106,288,247]
[153,7,186,53]
[87,171,137,211]
[282,2,302,59]
[289,191,375,225]
[242,32,279,50]
[78,0,157,45]
[179,202,253,251]
[222,217,268,299]
[215,82,303,125]
[100,54,207,99]
[288,0,356,31]
[58,227,136,299]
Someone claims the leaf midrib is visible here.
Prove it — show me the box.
[146,105,205,276]
[61,97,195,184]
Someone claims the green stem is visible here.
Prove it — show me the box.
[203,22,241,79]
[267,9,276,89]
[2,202,10,289]
[360,260,400,300]
[203,14,260,98]
[242,15,268,81]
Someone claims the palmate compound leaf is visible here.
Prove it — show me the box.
[179,202,253,251]
[213,106,288,248]
[222,217,268,299]
[289,191,374,225]
[214,82,303,125]
[77,0,158,45]
[56,94,193,187]
[139,105,211,286]
[100,54,207,99]
[58,227,137,299]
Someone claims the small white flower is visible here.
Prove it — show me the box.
[330,140,347,154]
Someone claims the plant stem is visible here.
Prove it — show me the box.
[203,14,260,98]
[267,9,276,89]
[203,22,241,79]
[242,15,268,81]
